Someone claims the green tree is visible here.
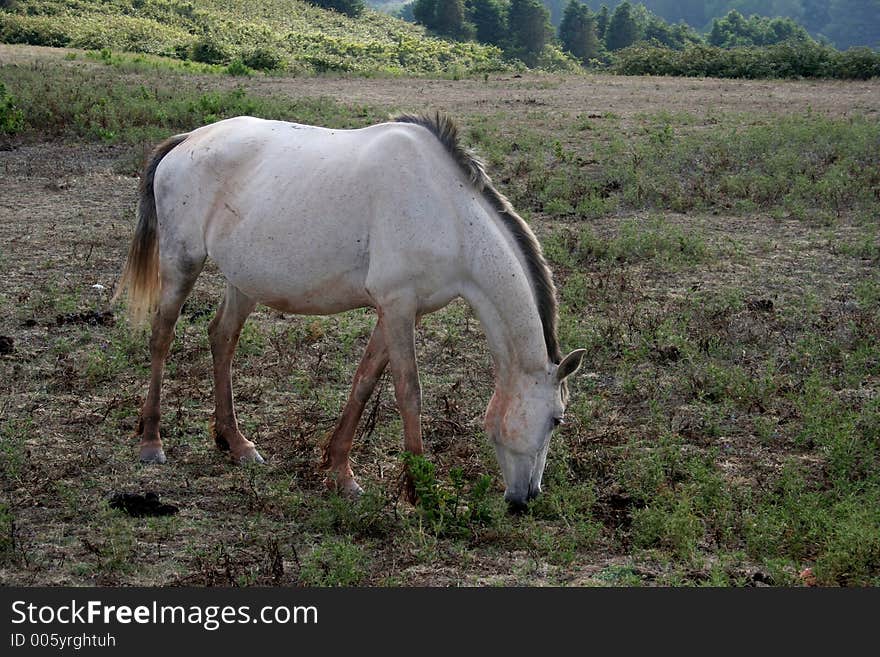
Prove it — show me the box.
[708,10,812,48]
[438,0,474,38]
[508,0,553,65]
[644,16,701,49]
[596,4,610,40]
[605,1,640,51]
[559,0,601,63]
[414,0,475,38]
[709,11,750,47]
[466,0,508,46]
[413,0,436,27]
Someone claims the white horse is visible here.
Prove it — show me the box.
[115,113,585,510]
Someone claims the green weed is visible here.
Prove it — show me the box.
[0,418,30,482]
[0,81,24,134]
[0,502,14,562]
[575,217,709,267]
[299,537,368,586]
[404,453,497,538]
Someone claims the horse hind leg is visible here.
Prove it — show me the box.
[138,258,204,464]
[209,282,262,464]
[321,320,389,498]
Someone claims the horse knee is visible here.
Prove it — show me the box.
[208,315,238,356]
[353,375,378,404]
[148,326,175,355]
[208,319,224,353]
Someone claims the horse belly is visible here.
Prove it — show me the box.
[210,217,372,315]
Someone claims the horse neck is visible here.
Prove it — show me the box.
[460,217,549,384]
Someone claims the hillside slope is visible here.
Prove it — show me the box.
[0,0,508,74]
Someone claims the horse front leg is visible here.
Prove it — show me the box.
[209,283,262,463]
[321,320,389,498]
[378,302,423,503]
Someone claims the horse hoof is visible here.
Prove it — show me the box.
[403,476,418,505]
[341,479,364,500]
[238,449,264,465]
[324,476,364,500]
[139,446,166,464]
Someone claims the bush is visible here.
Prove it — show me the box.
[309,0,365,18]
[225,59,252,76]
[0,81,24,135]
[834,47,880,80]
[190,35,233,64]
[612,41,880,80]
[242,46,285,71]
[0,14,71,47]
[536,43,580,72]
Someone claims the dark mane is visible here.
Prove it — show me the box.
[393,112,562,364]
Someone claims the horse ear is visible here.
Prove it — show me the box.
[556,349,587,382]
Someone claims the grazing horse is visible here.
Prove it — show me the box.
[115,113,585,509]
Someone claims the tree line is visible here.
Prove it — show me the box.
[375,0,879,51]
[400,0,838,67]
[570,0,880,51]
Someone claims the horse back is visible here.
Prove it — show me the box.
[152,116,473,315]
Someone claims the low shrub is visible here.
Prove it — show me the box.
[612,41,880,80]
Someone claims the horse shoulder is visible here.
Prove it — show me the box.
[357,125,478,309]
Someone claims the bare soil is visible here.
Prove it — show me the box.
[1,44,878,586]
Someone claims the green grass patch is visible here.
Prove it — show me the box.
[299,537,369,586]
[0,502,14,562]
[473,112,880,221]
[574,216,709,267]
[601,114,880,219]
[744,464,880,586]
[1,62,384,142]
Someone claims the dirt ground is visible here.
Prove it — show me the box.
[1,44,879,586]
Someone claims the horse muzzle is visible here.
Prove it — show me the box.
[504,483,542,514]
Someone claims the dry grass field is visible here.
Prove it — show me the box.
[1,44,879,586]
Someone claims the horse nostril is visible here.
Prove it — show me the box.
[527,487,541,501]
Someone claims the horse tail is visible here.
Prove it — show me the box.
[113,133,189,326]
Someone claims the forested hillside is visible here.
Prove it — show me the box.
[403,0,878,78]
[550,0,879,49]
[372,0,879,50]
[0,0,509,74]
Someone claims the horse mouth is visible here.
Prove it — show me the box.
[504,483,541,514]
